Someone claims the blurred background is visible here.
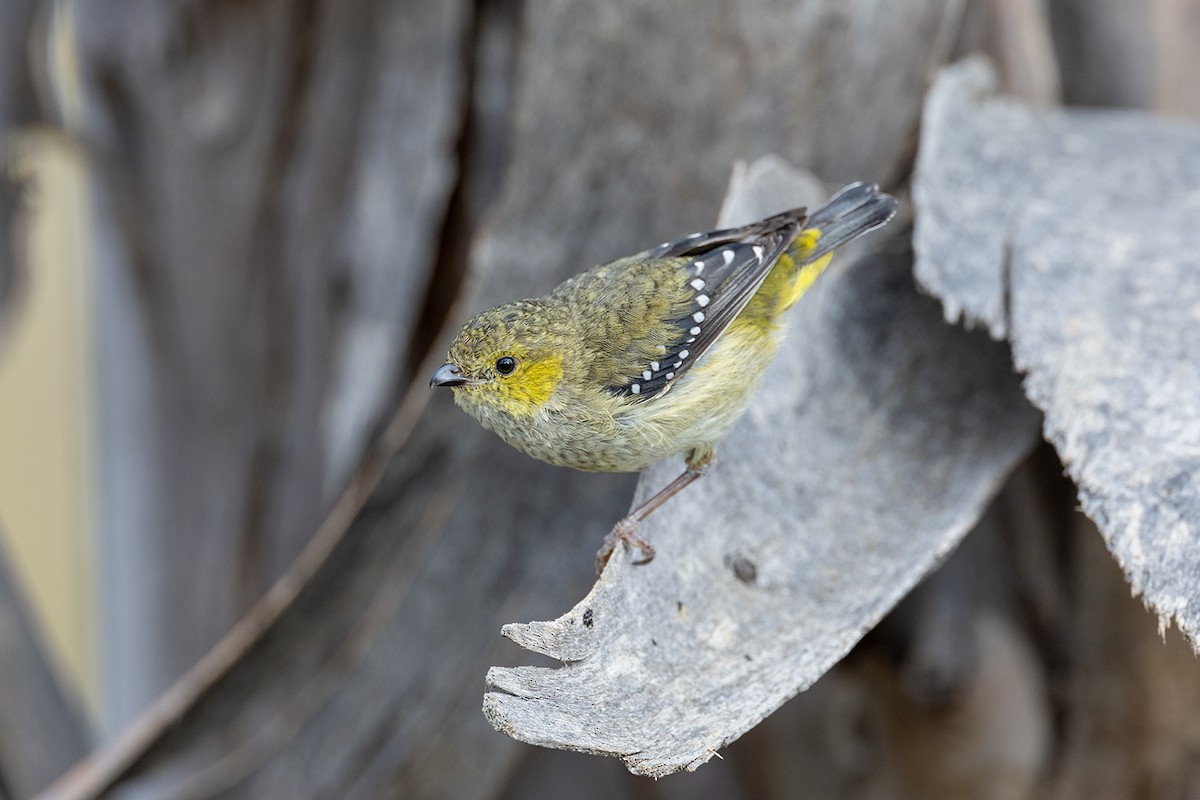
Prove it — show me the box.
[0,0,1198,798]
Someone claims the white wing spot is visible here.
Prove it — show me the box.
[696,294,710,307]
[694,311,705,322]
[686,337,696,343]
[679,349,690,359]
[753,245,765,260]
[665,371,675,379]
[631,383,641,394]
[688,232,704,239]
[689,326,701,335]
[690,278,705,290]
[650,361,660,371]
[674,360,683,369]
[722,249,735,266]
[642,370,652,381]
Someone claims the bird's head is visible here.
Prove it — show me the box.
[430,300,567,420]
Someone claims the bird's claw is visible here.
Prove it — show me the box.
[595,516,656,573]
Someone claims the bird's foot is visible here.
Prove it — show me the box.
[595,516,656,573]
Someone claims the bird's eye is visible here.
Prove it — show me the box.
[495,356,517,375]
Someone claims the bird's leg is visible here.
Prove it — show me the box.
[595,450,714,572]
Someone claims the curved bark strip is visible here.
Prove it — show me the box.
[915,59,1200,647]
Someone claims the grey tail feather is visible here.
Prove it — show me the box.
[799,182,898,263]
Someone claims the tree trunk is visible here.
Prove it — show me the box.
[13,0,1200,797]
[76,0,473,727]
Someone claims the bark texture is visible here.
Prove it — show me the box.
[76,0,474,724]
[8,0,1200,797]
[915,59,1200,645]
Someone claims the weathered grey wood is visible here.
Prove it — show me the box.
[76,0,472,726]
[722,454,1200,800]
[41,2,973,796]
[0,536,91,798]
[477,0,963,290]
[914,59,1200,646]
[485,157,1041,777]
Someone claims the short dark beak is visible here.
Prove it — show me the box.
[430,363,469,388]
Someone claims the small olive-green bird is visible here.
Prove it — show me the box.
[431,183,897,568]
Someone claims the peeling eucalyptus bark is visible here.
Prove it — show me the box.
[915,59,1200,646]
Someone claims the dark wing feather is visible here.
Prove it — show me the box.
[617,208,807,399]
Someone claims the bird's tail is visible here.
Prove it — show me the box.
[778,183,897,311]
[799,182,898,262]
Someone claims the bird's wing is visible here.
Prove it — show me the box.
[613,208,808,399]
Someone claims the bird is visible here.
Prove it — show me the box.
[431,182,897,570]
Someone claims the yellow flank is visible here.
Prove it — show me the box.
[731,254,795,336]
[735,225,833,333]
[780,228,829,311]
[785,252,834,310]
[793,227,821,255]
[496,352,563,414]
